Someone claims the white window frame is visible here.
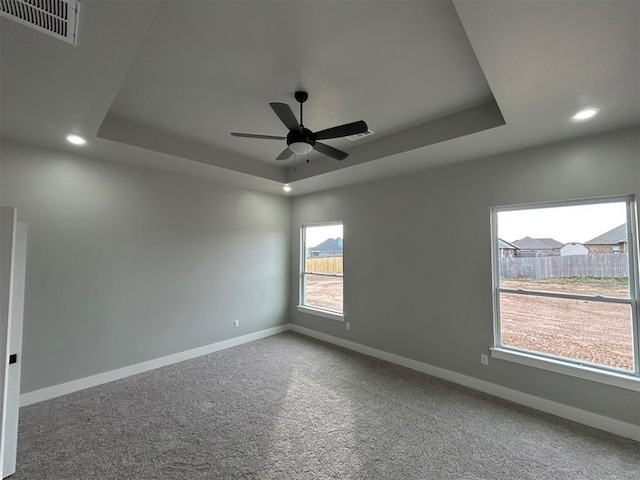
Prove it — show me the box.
[298,222,344,322]
[490,196,640,391]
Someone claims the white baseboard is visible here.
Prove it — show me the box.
[289,324,640,442]
[20,324,289,407]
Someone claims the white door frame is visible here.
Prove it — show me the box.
[0,208,26,478]
[0,207,16,478]
[3,222,26,477]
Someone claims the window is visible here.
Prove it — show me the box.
[492,198,639,382]
[299,223,343,320]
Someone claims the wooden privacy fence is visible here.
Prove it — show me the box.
[500,253,628,279]
[306,256,343,274]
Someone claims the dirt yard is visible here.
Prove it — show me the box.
[305,275,343,312]
[306,275,634,371]
[500,278,632,371]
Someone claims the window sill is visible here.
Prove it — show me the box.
[490,348,640,392]
[297,305,344,322]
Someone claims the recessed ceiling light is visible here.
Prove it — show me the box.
[283,184,292,193]
[571,107,599,121]
[66,134,86,145]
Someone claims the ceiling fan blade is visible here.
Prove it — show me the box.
[276,147,293,160]
[314,120,368,140]
[231,132,286,140]
[270,103,301,131]
[313,142,349,161]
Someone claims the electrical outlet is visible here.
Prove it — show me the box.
[346,322,350,330]
[234,320,239,328]
[480,354,489,365]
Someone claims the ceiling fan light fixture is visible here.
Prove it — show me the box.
[289,141,313,155]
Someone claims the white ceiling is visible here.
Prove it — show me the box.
[105,1,492,165]
[1,1,638,196]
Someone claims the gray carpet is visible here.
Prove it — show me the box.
[12,332,640,479]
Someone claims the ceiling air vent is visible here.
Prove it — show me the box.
[346,129,374,141]
[0,0,79,45]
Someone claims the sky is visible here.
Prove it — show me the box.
[497,201,628,244]
[305,224,343,249]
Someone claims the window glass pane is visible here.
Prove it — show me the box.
[497,202,630,297]
[304,274,343,312]
[499,292,634,371]
[304,224,343,275]
[302,223,343,313]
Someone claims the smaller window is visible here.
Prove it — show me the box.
[300,223,343,316]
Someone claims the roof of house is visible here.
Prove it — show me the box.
[512,237,563,250]
[498,239,519,250]
[309,238,343,252]
[585,224,627,245]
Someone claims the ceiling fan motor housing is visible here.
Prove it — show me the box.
[287,127,316,148]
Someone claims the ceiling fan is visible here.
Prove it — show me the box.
[231,91,368,161]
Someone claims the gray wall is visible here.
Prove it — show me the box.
[2,127,639,426]
[0,142,290,393]
[290,127,640,426]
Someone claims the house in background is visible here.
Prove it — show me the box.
[511,237,563,257]
[560,242,589,256]
[308,237,343,258]
[498,239,519,258]
[585,224,627,254]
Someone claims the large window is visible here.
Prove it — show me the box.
[300,223,343,320]
[492,198,639,381]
